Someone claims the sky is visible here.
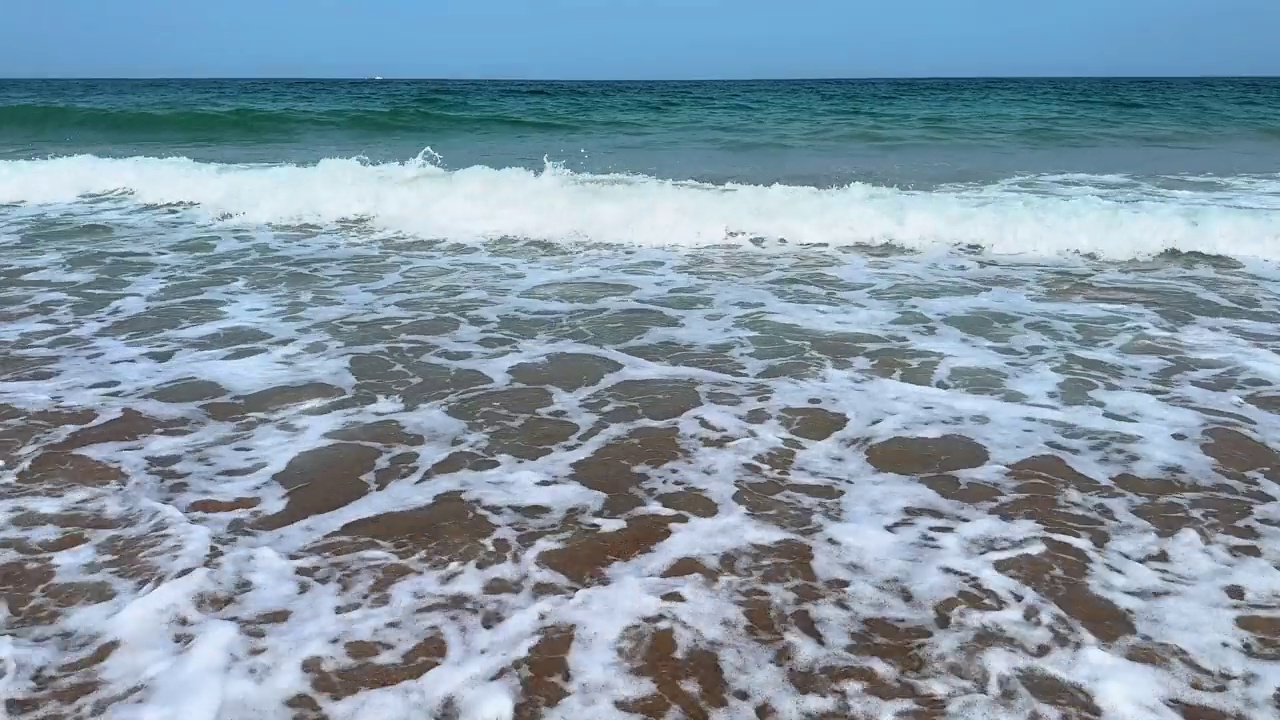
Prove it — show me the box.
[2,0,1278,79]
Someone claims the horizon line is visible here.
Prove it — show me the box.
[1,74,1278,82]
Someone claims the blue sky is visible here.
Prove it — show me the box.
[3,0,1277,78]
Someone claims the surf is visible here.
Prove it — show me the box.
[2,153,1279,260]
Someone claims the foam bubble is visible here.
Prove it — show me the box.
[4,186,1280,719]
[455,683,516,720]
[0,154,1278,259]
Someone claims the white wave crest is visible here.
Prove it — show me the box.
[2,154,1279,259]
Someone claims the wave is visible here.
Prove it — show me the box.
[2,154,1279,260]
[0,104,591,137]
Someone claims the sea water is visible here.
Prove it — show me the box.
[2,79,1280,719]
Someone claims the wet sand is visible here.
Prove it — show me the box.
[2,232,1280,719]
[5,373,1279,719]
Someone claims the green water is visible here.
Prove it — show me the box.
[3,78,1278,185]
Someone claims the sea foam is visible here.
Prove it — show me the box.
[1,153,1278,260]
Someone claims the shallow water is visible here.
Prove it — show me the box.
[4,78,1280,720]
[3,207,1280,719]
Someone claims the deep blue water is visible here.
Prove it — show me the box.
[2,78,1278,186]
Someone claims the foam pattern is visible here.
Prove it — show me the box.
[2,175,1280,719]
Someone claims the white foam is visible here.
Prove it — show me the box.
[4,200,1280,719]
[455,683,516,720]
[1,154,1278,259]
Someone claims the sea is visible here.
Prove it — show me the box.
[2,78,1280,720]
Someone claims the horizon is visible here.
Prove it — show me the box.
[3,74,1278,82]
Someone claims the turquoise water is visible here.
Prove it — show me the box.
[5,79,1280,719]
[3,78,1279,184]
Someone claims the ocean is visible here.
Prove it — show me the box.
[1,78,1279,719]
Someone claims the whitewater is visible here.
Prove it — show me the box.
[2,154,1280,260]
[5,78,1280,720]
